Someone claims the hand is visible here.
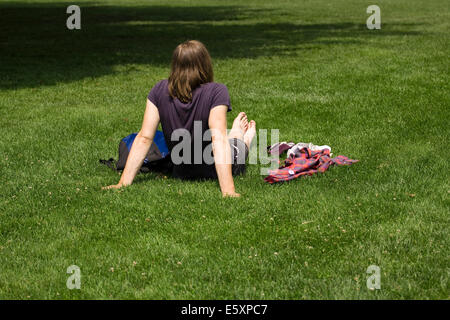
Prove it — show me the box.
[222,191,241,198]
[102,183,124,190]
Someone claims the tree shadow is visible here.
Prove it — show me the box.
[0,2,423,89]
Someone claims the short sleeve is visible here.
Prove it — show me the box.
[211,83,232,112]
[147,80,165,108]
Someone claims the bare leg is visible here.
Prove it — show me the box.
[227,112,248,140]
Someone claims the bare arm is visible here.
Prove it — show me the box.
[103,99,160,189]
[208,105,240,197]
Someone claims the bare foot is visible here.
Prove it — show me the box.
[228,112,248,140]
[243,120,256,149]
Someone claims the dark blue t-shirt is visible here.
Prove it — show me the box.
[148,79,231,179]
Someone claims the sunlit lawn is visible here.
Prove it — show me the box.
[0,0,448,299]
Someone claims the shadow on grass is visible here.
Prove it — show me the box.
[0,1,422,89]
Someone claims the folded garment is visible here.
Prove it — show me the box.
[287,143,332,158]
[267,141,332,156]
[267,141,295,155]
[264,147,358,184]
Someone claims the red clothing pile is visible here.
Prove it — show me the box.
[264,147,358,184]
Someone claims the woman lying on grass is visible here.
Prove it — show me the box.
[104,40,256,197]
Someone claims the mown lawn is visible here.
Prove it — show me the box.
[0,0,448,299]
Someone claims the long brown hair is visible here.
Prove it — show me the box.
[168,40,214,103]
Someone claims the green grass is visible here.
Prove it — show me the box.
[0,0,449,299]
